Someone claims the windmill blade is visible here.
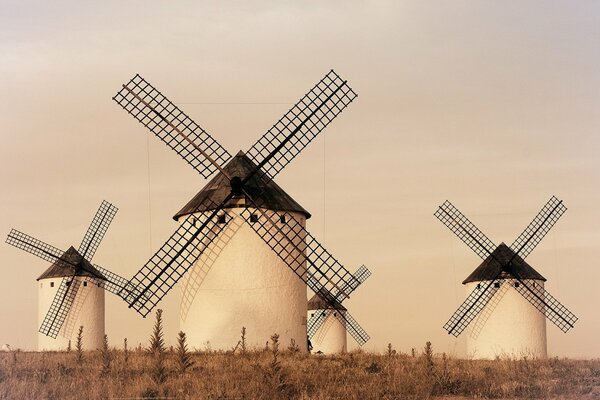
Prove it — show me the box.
[113,74,231,179]
[510,277,578,333]
[6,229,65,264]
[434,201,496,260]
[241,208,358,302]
[510,196,567,260]
[39,276,81,338]
[245,70,357,180]
[307,310,329,339]
[78,200,118,261]
[125,207,230,317]
[243,206,370,345]
[180,213,244,322]
[93,264,143,303]
[443,274,504,337]
[334,265,371,301]
[333,310,370,346]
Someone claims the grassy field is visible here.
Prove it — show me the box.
[1,343,599,399]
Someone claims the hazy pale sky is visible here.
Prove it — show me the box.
[1,1,599,357]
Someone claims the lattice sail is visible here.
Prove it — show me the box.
[510,196,567,260]
[246,70,357,180]
[113,74,231,178]
[39,277,81,338]
[180,213,244,322]
[335,265,371,302]
[335,310,370,346]
[6,229,65,264]
[435,201,496,259]
[241,208,357,301]
[93,264,143,303]
[307,310,329,338]
[511,278,578,332]
[126,209,228,317]
[79,200,118,260]
[444,277,504,337]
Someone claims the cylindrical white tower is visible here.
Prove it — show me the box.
[307,294,347,354]
[37,246,106,351]
[178,152,310,352]
[463,243,547,359]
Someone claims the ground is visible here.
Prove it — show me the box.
[1,344,599,399]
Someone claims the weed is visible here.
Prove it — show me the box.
[176,331,194,373]
[240,326,247,354]
[100,334,111,376]
[123,338,129,365]
[287,338,300,354]
[75,326,84,365]
[149,309,167,385]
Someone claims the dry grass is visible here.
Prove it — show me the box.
[1,345,599,399]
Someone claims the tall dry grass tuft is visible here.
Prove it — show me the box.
[176,331,193,373]
[100,334,111,377]
[259,333,296,399]
[148,309,167,386]
[387,343,396,357]
[123,337,129,366]
[75,326,84,365]
[287,338,300,354]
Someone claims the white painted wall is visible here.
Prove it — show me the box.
[465,279,547,359]
[38,277,105,351]
[180,207,308,352]
[308,310,347,354]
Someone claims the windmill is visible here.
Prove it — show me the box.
[307,265,371,353]
[6,200,136,350]
[434,196,577,359]
[113,70,371,350]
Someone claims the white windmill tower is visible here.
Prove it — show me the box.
[36,247,107,350]
[307,265,371,353]
[113,70,372,351]
[308,292,347,353]
[174,152,311,350]
[6,201,135,351]
[435,197,578,359]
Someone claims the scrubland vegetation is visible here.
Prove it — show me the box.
[1,312,598,399]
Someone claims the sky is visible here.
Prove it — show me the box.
[0,1,599,358]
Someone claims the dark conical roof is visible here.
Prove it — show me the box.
[307,291,347,311]
[462,243,546,284]
[173,151,311,221]
[36,246,107,281]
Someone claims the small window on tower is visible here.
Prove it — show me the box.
[50,282,54,288]
[533,282,536,287]
[218,214,227,224]
[333,312,337,317]
[83,281,88,287]
[250,214,259,223]
[494,282,500,288]
[310,313,314,317]
[280,215,286,224]
[66,281,71,287]
[514,282,519,288]
[476,283,481,289]
[97,282,101,288]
